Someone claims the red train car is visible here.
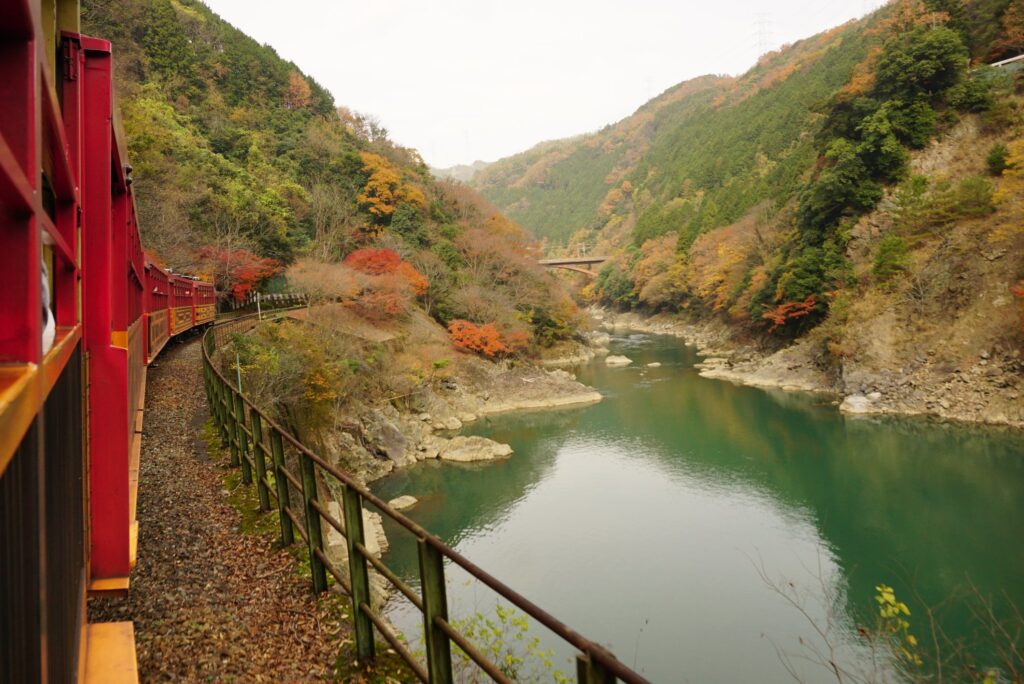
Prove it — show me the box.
[144,261,171,364]
[0,4,215,680]
[194,280,217,326]
[170,274,196,336]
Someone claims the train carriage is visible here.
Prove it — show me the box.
[0,4,214,680]
[144,261,171,364]
[194,280,216,326]
[169,274,196,336]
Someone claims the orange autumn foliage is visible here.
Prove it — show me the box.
[396,262,428,296]
[284,71,312,109]
[447,320,529,358]
[762,295,818,333]
[1012,281,1024,334]
[343,248,428,296]
[344,247,403,275]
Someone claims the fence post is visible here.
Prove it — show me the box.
[299,450,328,593]
[342,484,375,663]
[249,409,271,512]
[216,377,230,447]
[576,651,615,684]
[418,539,453,684]
[227,387,240,467]
[203,363,212,404]
[268,428,294,545]
[234,393,252,483]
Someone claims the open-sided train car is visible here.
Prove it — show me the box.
[194,279,217,326]
[0,4,215,680]
[170,274,197,336]
[144,261,171,364]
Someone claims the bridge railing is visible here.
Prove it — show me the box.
[201,314,648,684]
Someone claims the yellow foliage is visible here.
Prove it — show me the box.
[688,216,757,314]
[357,151,427,221]
[991,138,1024,242]
[597,187,625,216]
[872,0,949,36]
[633,235,688,308]
[284,71,312,109]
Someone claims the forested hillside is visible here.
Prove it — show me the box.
[472,0,1024,342]
[81,0,579,353]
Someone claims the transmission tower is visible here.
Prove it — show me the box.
[754,12,772,55]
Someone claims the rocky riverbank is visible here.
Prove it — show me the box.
[319,349,603,484]
[593,309,1024,429]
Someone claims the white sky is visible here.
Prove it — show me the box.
[201,0,885,168]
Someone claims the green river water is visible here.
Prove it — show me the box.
[373,332,1023,682]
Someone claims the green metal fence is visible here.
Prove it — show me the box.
[202,314,649,683]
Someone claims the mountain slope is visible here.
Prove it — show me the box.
[471,23,867,246]
[82,0,581,352]
[469,0,1024,425]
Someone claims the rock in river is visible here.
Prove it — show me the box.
[439,436,513,462]
[605,355,632,367]
[388,495,418,511]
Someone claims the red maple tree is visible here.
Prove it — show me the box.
[343,248,403,275]
[343,248,428,296]
[196,246,282,302]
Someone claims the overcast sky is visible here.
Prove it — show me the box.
[202,0,884,168]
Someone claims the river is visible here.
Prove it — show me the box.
[373,332,1024,682]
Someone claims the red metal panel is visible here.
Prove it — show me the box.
[169,274,195,335]
[80,36,130,580]
[0,38,41,365]
[57,33,84,329]
[143,261,170,363]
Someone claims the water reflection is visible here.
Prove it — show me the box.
[373,333,1024,682]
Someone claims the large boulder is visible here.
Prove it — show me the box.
[366,410,409,465]
[388,495,418,511]
[439,436,513,462]
[840,394,878,414]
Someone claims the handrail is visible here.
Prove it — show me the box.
[201,313,650,683]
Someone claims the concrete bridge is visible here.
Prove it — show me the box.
[538,256,608,277]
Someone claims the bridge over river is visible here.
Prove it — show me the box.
[538,256,608,277]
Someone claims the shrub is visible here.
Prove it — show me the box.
[344,247,403,275]
[950,176,995,217]
[987,143,1009,176]
[892,175,932,232]
[447,320,529,358]
[344,275,414,322]
[873,235,911,285]
[947,76,994,112]
[342,248,428,298]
